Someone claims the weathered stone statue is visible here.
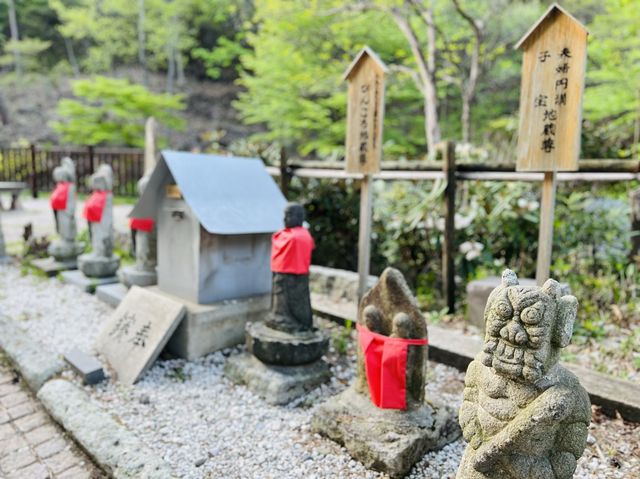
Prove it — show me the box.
[312,268,460,478]
[264,203,314,333]
[225,203,330,404]
[47,157,83,266]
[457,269,591,479]
[119,175,157,287]
[78,164,120,278]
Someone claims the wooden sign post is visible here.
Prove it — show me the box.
[515,4,588,285]
[344,47,387,300]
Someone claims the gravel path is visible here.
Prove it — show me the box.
[0,264,637,478]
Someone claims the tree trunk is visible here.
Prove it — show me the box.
[0,92,9,125]
[631,188,640,261]
[461,92,471,143]
[6,0,22,76]
[64,37,80,76]
[138,0,148,86]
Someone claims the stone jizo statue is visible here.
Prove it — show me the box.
[356,268,428,410]
[265,202,315,333]
[120,175,157,287]
[48,157,83,264]
[457,269,591,479]
[78,164,120,278]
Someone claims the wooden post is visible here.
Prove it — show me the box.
[536,171,557,285]
[279,146,290,199]
[630,188,640,261]
[343,47,387,301]
[357,174,374,301]
[29,144,37,198]
[88,145,96,173]
[442,141,456,312]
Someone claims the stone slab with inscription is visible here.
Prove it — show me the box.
[96,286,186,385]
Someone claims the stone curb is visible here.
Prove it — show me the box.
[0,315,65,391]
[38,379,174,479]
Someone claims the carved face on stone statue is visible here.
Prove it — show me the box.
[481,270,577,384]
[53,157,76,183]
[284,202,305,228]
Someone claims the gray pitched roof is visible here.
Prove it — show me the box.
[130,151,286,235]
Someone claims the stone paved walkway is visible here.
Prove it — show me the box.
[0,357,105,479]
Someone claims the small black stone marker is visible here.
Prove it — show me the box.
[64,349,105,385]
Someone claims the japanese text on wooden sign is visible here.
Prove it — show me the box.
[515,7,587,172]
[345,47,386,175]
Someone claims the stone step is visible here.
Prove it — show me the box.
[311,295,640,423]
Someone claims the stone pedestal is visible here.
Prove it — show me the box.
[60,270,119,293]
[48,240,83,263]
[224,353,330,405]
[119,264,157,288]
[31,257,77,276]
[145,287,271,360]
[78,253,120,278]
[312,387,460,478]
[246,322,328,366]
[466,276,570,329]
[95,283,129,307]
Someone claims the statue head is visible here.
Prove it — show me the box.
[481,269,578,383]
[284,202,305,228]
[90,164,113,191]
[391,313,413,339]
[53,157,76,183]
[363,304,384,333]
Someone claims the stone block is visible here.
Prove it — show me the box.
[59,270,119,294]
[119,265,156,288]
[63,350,105,385]
[224,353,330,405]
[309,265,377,303]
[311,387,460,478]
[151,287,271,360]
[78,254,120,278]
[30,257,77,277]
[466,276,570,328]
[95,283,128,308]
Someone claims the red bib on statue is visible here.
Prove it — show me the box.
[83,191,108,223]
[271,227,315,274]
[50,182,70,211]
[130,218,154,232]
[356,323,428,410]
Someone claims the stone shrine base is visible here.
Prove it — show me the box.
[311,387,461,478]
[95,282,128,307]
[119,265,157,288]
[31,257,77,276]
[225,353,330,405]
[60,270,119,293]
[145,287,271,360]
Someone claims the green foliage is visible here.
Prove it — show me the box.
[52,76,185,146]
[331,320,352,356]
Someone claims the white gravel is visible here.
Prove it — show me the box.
[0,264,632,478]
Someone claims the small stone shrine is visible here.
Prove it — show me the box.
[129,150,286,359]
[32,157,83,275]
[457,270,590,479]
[225,203,330,405]
[312,268,460,478]
[61,164,120,291]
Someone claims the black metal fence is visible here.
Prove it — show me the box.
[0,145,145,197]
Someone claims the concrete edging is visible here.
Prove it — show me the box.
[0,316,65,391]
[0,316,174,478]
[38,379,174,479]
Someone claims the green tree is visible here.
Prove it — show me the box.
[52,76,185,146]
[584,0,640,158]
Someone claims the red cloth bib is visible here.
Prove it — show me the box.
[130,218,154,232]
[357,323,428,410]
[50,182,71,211]
[271,226,315,274]
[83,190,108,223]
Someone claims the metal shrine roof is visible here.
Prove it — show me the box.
[130,150,286,235]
